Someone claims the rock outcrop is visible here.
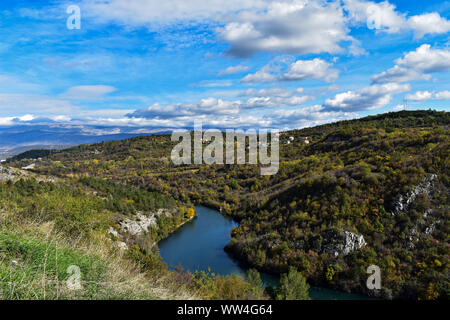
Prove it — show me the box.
[390,174,443,249]
[0,166,15,181]
[322,229,367,257]
[392,174,437,216]
[108,208,178,250]
[119,212,157,236]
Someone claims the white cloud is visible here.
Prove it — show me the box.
[239,87,304,98]
[51,115,72,122]
[405,90,450,102]
[84,1,351,57]
[392,104,406,112]
[242,58,338,83]
[434,90,450,100]
[405,91,433,102]
[281,58,339,82]
[372,45,450,84]
[81,0,450,59]
[371,66,430,84]
[397,45,450,73]
[324,83,411,111]
[241,65,277,83]
[218,64,249,76]
[62,85,116,100]
[242,95,310,109]
[218,0,350,57]
[129,98,242,119]
[344,0,406,33]
[408,13,450,38]
[80,127,122,136]
[129,86,311,120]
[269,105,358,129]
[344,0,450,38]
[0,114,35,126]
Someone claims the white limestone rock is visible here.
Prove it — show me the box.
[119,212,157,236]
[322,229,367,257]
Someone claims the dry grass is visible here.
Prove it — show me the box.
[0,209,198,300]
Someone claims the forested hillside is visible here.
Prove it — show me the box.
[6,110,449,300]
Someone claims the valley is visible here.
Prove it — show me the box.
[2,110,449,300]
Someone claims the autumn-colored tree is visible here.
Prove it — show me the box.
[185,207,196,219]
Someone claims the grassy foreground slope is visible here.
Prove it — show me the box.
[7,110,450,300]
[0,175,194,299]
[0,171,266,300]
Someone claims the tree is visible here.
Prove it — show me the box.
[276,267,310,300]
[247,268,263,287]
[246,269,264,299]
[185,207,196,219]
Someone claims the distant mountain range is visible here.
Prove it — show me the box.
[0,145,72,160]
[0,124,172,159]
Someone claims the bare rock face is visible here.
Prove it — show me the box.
[322,229,367,257]
[392,174,437,216]
[119,212,157,236]
[390,174,442,249]
[0,166,15,181]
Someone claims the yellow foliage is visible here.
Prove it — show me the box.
[185,207,196,219]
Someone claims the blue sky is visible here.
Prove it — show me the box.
[0,0,449,133]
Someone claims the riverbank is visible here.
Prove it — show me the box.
[159,206,372,300]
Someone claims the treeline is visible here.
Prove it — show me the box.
[79,176,177,214]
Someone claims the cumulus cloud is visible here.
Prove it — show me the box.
[392,104,406,112]
[128,87,311,120]
[406,90,450,102]
[408,13,450,38]
[242,58,338,83]
[0,114,36,126]
[344,0,450,38]
[270,105,358,127]
[344,0,406,33]
[371,66,430,84]
[242,95,310,109]
[126,103,356,130]
[81,0,450,58]
[241,65,278,83]
[434,90,450,100]
[372,45,450,84]
[405,91,433,102]
[281,58,339,82]
[324,83,411,111]
[396,45,450,73]
[218,0,350,57]
[50,115,72,122]
[128,98,240,119]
